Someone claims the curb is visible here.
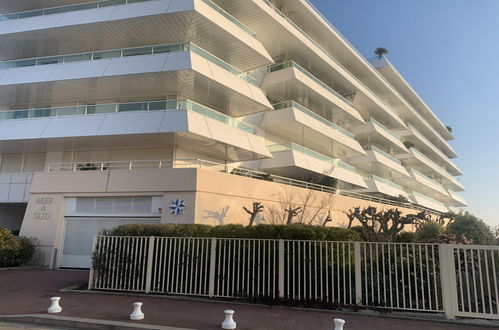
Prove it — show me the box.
[0,315,195,330]
[60,288,499,328]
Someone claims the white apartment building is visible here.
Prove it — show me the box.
[0,0,466,268]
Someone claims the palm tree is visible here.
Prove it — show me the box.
[374,47,388,59]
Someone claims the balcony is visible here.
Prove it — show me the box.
[0,42,273,115]
[0,99,271,162]
[350,117,407,154]
[398,147,464,192]
[409,191,448,213]
[264,61,364,125]
[0,0,273,71]
[353,174,408,199]
[258,143,367,188]
[395,168,449,201]
[399,124,462,176]
[250,101,365,158]
[446,190,468,207]
[348,145,409,179]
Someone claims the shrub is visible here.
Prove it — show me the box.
[395,231,416,243]
[0,228,37,267]
[414,222,444,243]
[445,212,495,245]
[103,223,363,241]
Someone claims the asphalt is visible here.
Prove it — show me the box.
[0,269,498,330]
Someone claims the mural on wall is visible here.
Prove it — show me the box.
[169,198,186,216]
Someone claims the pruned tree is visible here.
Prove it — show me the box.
[322,211,333,226]
[285,206,302,225]
[243,202,264,227]
[344,206,426,242]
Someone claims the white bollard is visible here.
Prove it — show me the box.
[221,309,236,329]
[47,297,62,314]
[130,302,144,320]
[334,318,345,330]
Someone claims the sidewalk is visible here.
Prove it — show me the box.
[0,269,496,330]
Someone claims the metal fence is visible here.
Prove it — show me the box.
[88,236,499,320]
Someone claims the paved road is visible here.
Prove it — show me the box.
[0,269,496,330]
[0,321,67,329]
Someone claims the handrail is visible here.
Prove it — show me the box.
[46,158,443,215]
[0,0,154,20]
[0,42,256,84]
[271,101,354,138]
[0,99,255,133]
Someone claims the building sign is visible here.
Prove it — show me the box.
[34,197,54,220]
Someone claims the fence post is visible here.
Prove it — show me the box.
[278,239,285,298]
[208,237,217,297]
[87,235,98,290]
[439,244,458,319]
[354,242,362,305]
[145,236,155,293]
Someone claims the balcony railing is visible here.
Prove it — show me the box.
[271,101,355,139]
[412,191,446,208]
[0,99,255,134]
[46,158,443,214]
[363,145,402,165]
[267,61,354,108]
[0,42,256,84]
[0,0,153,21]
[367,117,401,141]
[267,143,357,172]
[366,174,404,191]
[201,0,256,37]
[410,147,459,183]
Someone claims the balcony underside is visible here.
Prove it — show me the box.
[352,177,409,199]
[0,110,270,162]
[0,52,272,116]
[258,107,365,158]
[348,150,409,179]
[0,0,273,71]
[256,150,367,189]
[263,67,364,126]
[350,121,407,154]
[409,193,448,213]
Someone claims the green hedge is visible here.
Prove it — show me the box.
[103,224,363,241]
[0,228,38,267]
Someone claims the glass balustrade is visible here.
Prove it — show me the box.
[0,99,255,134]
[363,145,402,164]
[365,174,403,190]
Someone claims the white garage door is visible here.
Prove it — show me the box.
[61,216,160,268]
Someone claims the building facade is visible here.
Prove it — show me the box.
[0,0,465,268]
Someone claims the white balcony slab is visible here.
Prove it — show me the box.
[0,51,272,116]
[409,191,448,213]
[350,119,407,154]
[395,169,449,201]
[353,175,409,199]
[0,0,273,71]
[259,148,367,188]
[348,147,409,179]
[255,106,365,158]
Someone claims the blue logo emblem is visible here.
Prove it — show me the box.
[169,198,186,215]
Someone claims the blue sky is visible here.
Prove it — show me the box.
[309,0,499,226]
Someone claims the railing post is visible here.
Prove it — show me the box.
[145,236,155,293]
[208,237,217,297]
[278,239,285,298]
[439,244,458,319]
[87,235,98,290]
[354,242,362,305]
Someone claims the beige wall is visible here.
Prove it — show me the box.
[21,168,423,267]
